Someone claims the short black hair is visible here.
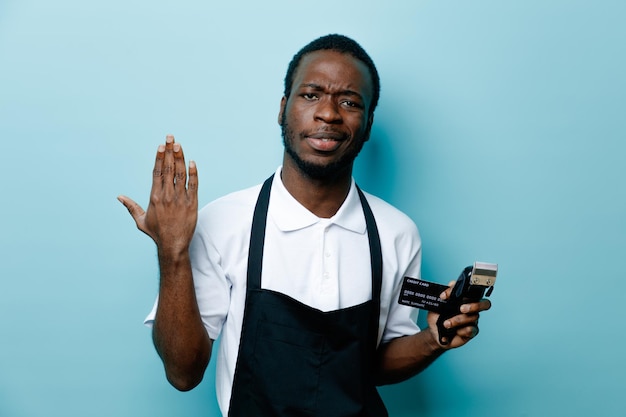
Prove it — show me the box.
[283,34,381,118]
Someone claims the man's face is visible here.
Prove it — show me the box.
[279,50,374,180]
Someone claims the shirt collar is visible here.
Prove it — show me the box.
[268,167,367,234]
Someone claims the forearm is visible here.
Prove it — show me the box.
[375,329,445,385]
[153,250,212,391]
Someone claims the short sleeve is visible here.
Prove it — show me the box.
[379,218,423,344]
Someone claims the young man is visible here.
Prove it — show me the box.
[119,34,491,417]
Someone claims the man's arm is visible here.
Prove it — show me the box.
[118,135,212,391]
[376,291,491,385]
[152,249,213,391]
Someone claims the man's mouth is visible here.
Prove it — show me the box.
[305,132,346,152]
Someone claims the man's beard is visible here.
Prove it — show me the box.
[280,114,365,181]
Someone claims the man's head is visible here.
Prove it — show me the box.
[283,34,380,120]
[279,35,379,181]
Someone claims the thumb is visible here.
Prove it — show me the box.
[117,195,146,224]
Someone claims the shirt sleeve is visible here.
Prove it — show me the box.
[379,220,423,344]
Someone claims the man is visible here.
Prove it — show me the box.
[118,34,491,416]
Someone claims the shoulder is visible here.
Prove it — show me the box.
[200,183,263,215]
[195,183,263,237]
[358,189,422,265]
[360,190,420,237]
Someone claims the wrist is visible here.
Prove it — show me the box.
[425,326,448,354]
[157,247,191,269]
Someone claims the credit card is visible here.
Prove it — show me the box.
[398,277,449,313]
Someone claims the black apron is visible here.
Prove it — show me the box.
[228,175,388,417]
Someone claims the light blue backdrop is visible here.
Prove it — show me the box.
[1,0,624,416]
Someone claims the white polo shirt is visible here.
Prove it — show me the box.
[145,167,422,415]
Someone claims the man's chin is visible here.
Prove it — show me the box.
[293,158,351,180]
[283,127,357,180]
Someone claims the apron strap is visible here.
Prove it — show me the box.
[356,186,383,349]
[355,186,382,305]
[246,174,274,292]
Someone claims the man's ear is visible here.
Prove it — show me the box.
[363,115,374,142]
[278,96,287,125]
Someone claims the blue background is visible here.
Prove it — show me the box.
[1,1,624,416]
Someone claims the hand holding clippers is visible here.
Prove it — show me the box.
[435,262,497,345]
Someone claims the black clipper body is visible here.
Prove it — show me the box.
[436,262,497,345]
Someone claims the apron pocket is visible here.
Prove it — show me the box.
[253,320,325,413]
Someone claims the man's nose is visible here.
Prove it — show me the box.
[314,98,342,124]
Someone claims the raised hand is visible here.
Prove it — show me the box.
[118,135,199,258]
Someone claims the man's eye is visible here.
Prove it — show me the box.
[302,93,318,100]
[342,100,362,109]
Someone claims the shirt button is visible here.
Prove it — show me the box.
[323,272,329,279]
[325,252,331,258]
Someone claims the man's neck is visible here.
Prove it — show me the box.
[280,161,353,219]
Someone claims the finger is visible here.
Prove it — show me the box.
[460,298,492,314]
[150,144,166,196]
[173,141,187,195]
[187,160,199,204]
[163,134,176,199]
[443,313,479,330]
[117,195,146,225]
[439,280,456,300]
[458,324,479,340]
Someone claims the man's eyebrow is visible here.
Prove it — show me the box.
[299,83,364,99]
